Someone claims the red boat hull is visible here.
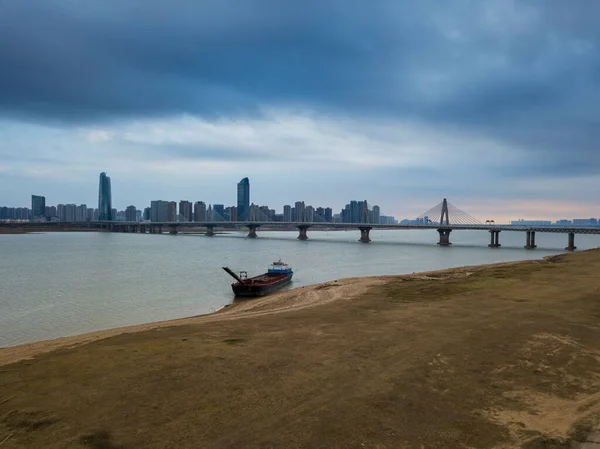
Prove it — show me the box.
[231,272,293,297]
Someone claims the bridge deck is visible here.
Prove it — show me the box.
[3,221,600,234]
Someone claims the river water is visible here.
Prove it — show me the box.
[1,229,598,347]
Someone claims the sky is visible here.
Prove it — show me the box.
[1,0,599,222]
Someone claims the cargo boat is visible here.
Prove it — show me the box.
[222,260,293,297]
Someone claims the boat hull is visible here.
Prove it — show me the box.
[232,273,293,297]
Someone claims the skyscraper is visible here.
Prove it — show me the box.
[305,206,314,223]
[283,205,292,222]
[226,206,237,221]
[295,201,305,222]
[98,172,112,221]
[167,202,177,222]
[213,204,225,221]
[125,205,137,222]
[179,200,192,222]
[31,195,45,219]
[151,200,169,222]
[65,204,77,222]
[193,201,206,222]
[76,204,88,222]
[372,205,381,224]
[57,204,66,221]
[237,177,250,221]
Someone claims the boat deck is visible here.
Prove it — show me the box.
[240,273,288,285]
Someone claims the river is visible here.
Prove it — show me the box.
[1,229,598,347]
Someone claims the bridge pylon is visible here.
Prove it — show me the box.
[440,198,450,226]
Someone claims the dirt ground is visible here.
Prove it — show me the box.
[2,251,600,448]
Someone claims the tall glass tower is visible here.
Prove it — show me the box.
[237,177,250,221]
[98,172,112,221]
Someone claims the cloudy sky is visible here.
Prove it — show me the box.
[1,0,599,222]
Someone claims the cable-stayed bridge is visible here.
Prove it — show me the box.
[4,199,599,251]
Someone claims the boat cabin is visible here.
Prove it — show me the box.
[267,259,293,275]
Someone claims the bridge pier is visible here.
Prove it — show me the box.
[247,225,259,239]
[168,225,178,235]
[297,225,310,240]
[140,225,146,234]
[525,231,537,249]
[358,226,372,243]
[565,232,577,251]
[157,225,163,234]
[437,229,452,246]
[488,230,501,248]
[206,225,215,236]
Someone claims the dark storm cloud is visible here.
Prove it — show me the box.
[1,0,600,175]
[0,0,420,120]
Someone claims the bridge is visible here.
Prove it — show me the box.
[3,199,598,251]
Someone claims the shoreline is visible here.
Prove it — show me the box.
[2,250,599,448]
[0,256,551,367]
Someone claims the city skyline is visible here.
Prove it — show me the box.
[2,171,600,225]
[1,2,599,223]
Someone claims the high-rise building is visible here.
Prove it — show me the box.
[213,204,225,221]
[87,208,95,222]
[57,204,66,221]
[248,203,256,221]
[237,177,250,221]
[350,200,361,223]
[324,207,333,222]
[305,206,314,223]
[179,200,192,222]
[31,195,46,219]
[167,202,177,222]
[151,200,169,222]
[193,201,206,222]
[59,204,76,222]
[125,205,137,222]
[76,204,88,222]
[143,207,150,221]
[92,209,99,221]
[45,205,57,219]
[372,205,380,224]
[256,205,273,221]
[14,207,30,220]
[283,205,292,222]
[295,201,305,222]
[207,204,213,221]
[98,172,112,221]
[226,206,237,221]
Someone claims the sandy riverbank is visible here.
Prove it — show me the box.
[0,258,530,368]
[2,251,600,448]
